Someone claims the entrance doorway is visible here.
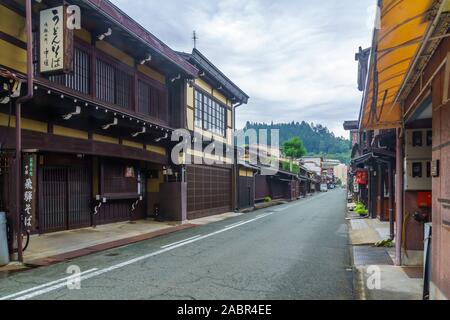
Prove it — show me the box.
[39,166,92,233]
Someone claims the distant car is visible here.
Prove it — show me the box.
[320,184,328,192]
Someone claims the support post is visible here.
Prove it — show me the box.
[388,160,395,240]
[395,128,404,266]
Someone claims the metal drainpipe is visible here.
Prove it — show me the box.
[14,0,34,262]
[387,160,394,240]
[232,102,243,211]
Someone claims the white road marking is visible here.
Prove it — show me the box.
[160,235,202,249]
[0,268,98,301]
[5,212,275,300]
[5,192,335,300]
[224,221,247,228]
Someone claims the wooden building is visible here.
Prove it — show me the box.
[356,0,450,299]
[0,0,198,235]
[254,169,301,204]
[0,0,249,259]
[177,49,249,219]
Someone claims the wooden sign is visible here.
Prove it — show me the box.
[40,6,74,74]
[125,166,136,178]
[23,154,37,232]
[431,160,440,178]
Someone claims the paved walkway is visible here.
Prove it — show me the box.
[347,205,424,300]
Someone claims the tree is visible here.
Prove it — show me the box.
[283,137,307,172]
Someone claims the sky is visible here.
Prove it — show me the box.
[111,0,376,138]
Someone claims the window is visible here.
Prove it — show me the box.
[34,31,91,95]
[138,80,151,115]
[96,59,133,109]
[115,68,132,109]
[102,162,138,195]
[194,90,227,136]
[49,48,90,94]
[96,59,115,104]
[137,79,168,122]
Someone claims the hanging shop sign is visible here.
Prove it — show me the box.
[40,6,74,74]
[125,166,136,178]
[23,154,37,232]
[356,171,368,185]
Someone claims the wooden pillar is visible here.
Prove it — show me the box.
[395,128,404,266]
[388,160,395,240]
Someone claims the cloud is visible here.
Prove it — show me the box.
[110,0,375,138]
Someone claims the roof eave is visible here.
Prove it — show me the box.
[81,0,199,77]
[179,49,249,104]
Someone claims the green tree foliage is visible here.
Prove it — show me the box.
[283,137,307,159]
[281,161,300,173]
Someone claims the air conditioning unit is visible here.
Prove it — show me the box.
[405,129,432,159]
[405,160,432,191]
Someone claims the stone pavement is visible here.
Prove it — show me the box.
[347,204,424,300]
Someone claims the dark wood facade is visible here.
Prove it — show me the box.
[0,0,197,239]
[186,164,232,219]
[254,173,300,203]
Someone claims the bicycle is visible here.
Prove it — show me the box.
[20,215,31,252]
[6,215,31,253]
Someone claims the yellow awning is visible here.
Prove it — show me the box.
[360,0,436,130]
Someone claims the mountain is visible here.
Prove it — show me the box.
[243,121,351,163]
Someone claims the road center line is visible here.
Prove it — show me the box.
[5,212,275,300]
[160,235,202,249]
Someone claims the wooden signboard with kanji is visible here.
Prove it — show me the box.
[23,154,37,232]
[39,6,74,74]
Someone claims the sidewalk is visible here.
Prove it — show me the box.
[347,205,424,300]
[0,211,244,274]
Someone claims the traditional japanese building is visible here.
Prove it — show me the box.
[0,0,197,235]
[177,48,249,219]
[0,0,250,260]
[356,0,450,299]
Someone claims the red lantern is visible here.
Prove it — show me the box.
[356,171,368,185]
[417,192,432,208]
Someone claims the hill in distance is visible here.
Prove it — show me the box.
[243,121,351,164]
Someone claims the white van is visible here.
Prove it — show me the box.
[320,184,328,192]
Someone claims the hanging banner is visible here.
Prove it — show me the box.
[23,154,37,232]
[39,6,74,74]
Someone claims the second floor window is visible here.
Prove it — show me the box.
[96,59,132,109]
[194,90,226,137]
[137,80,168,122]
[48,48,91,95]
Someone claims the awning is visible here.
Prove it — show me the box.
[351,149,396,167]
[298,175,309,182]
[360,0,439,130]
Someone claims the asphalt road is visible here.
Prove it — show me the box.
[0,189,353,300]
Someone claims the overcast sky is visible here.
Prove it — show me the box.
[111,0,375,138]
